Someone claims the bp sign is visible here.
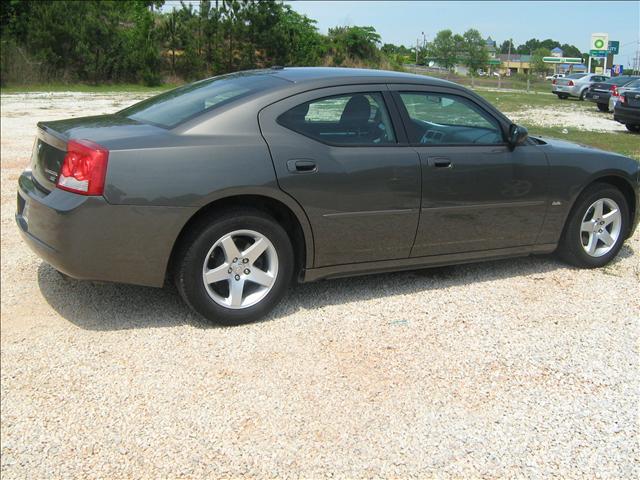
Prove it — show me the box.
[590,33,609,52]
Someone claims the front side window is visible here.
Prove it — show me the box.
[278,92,396,145]
[398,92,503,145]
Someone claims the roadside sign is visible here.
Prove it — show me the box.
[543,57,582,64]
[595,66,604,74]
[612,64,623,75]
[608,41,619,54]
[590,50,607,57]
[591,33,609,51]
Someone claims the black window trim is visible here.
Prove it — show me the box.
[275,89,406,148]
[390,89,510,148]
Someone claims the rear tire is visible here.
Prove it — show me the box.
[558,94,568,100]
[597,103,609,112]
[625,124,640,133]
[174,209,294,325]
[557,183,629,268]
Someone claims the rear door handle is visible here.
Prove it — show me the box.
[428,157,452,168]
[287,159,317,173]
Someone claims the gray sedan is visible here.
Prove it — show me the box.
[16,68,640,325]
[552,73,610,100]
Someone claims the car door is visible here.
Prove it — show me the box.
[259,85,420,267]
[389,86,549,257]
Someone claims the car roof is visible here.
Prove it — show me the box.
[239,66,459,89]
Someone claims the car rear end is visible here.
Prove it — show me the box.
[16,120,189,287]
[553,76,581,97]
[609,79,640,111]
[613,89,640,131]
[586,76,640,110]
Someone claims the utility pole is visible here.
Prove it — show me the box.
[416,37,420,65]
[506,39,512,76]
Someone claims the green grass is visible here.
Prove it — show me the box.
[526,126,640,160]
[0,82,179,94]
[476,90,559,110]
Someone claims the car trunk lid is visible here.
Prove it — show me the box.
[556,78,575,86]
[590,82,613,93]
[31,114,167,193]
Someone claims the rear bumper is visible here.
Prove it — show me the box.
[613,104,640,125]
[553,85,580,97]
[585,91,610,104]
[16,170,195,287]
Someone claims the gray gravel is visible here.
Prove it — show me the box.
[2,92,639,478]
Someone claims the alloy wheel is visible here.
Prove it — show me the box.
[201,229,279,309]
[579,198,622,257]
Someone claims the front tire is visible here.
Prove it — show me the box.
[579,89,587,100]
[558,183,629,268]
[175,209,294,325]
[625,124,640,133]
[597,103,609,112]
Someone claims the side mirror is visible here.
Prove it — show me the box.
[508,124,528,149]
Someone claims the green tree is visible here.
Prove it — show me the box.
[498,39,514,54]
[328,25,381,64]
[426,29,460,76]
[461,28,489,86]
[531,47,551,76]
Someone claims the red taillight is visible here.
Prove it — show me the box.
[610,85,619,97]
[619,94,626,104]
[567,80,574,86]
[56,139,109,196]
[552,79,557,85]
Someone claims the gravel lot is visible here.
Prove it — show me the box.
[1,92,639,478]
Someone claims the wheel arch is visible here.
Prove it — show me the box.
[166,191,314,283]
[570,174,637,238]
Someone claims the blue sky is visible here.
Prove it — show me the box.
[287,1,640,65]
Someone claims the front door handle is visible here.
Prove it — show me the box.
[287,159,317,173]
[428,157,452,168]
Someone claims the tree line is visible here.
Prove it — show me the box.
[0,0,398,85]
[0,0,585,86]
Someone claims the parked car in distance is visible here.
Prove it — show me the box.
[546,73,565,81]
[552,73,609,100]
[16,67,640,325]
[585,76,640,111]
[613,83,640,132]
[609,78,640,111]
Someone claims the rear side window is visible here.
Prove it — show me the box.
[398,92,503,145]
[607,76,640,86]
[278,92,396,145]
[118,73,285,128]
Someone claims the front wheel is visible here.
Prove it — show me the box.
[625,124,640,133]
[579,89,588,100]
[597,103,609,112]
[558,183,629,268]
[174,209,294,325]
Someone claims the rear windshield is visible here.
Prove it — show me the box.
[118,73,285,128]
[566,74,586,79]
[606,76,640,85]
